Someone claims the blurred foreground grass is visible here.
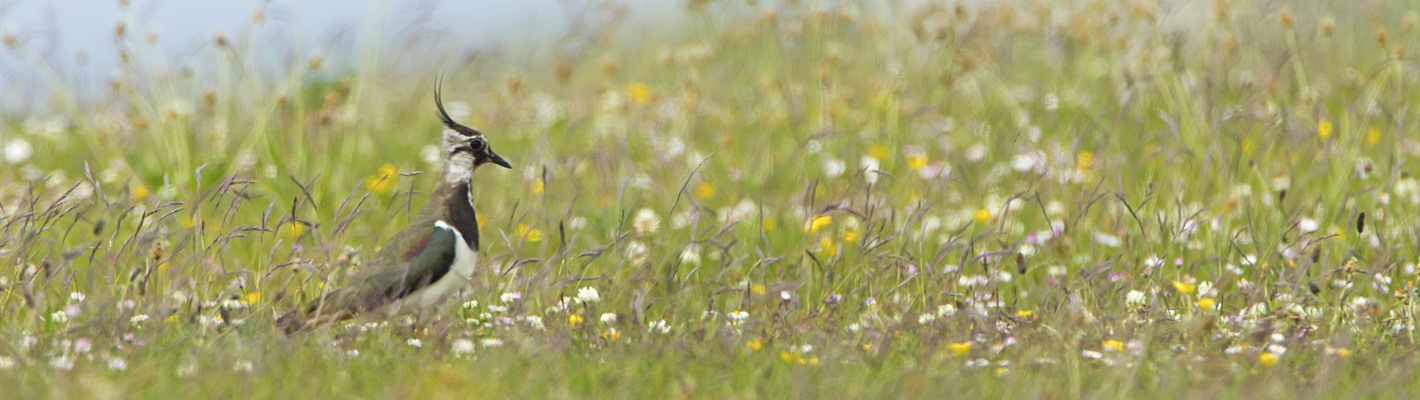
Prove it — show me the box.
[5,1,1420,398]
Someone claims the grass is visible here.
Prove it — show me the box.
[4,1,1420,398]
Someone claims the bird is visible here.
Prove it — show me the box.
[277,80,511,333]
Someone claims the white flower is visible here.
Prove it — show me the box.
[500,292,522,303]
[633,208,661,235]
[625,241,650,264]
[1298,218,1319,233]
[69,292,85,303]
[487,305,508,313]
[728,310,749,321]
[918,313,937,324]
[526,316,545,330]
[108,357,128,371]
[576,287,601,304]
[936,304,957,317]
[861,156,881,184]
[481,338,504,348]
[680,246,702,265]
[451,339,476,355]
[233,360,254,373]
[600,313,618,324]
[0,357,14,370]
[1125,290,1147,309]
[3,139,33,164]
[406,339,423,348]
[1081,350,1103,360]
[1092,232,1122,247]
[647,319,671,334]
[822,157,846,178]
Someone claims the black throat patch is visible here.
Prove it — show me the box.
[444,182,480,251]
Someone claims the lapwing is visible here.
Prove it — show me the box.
[277,81,510,333]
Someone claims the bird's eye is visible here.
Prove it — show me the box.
[466,138,486,151]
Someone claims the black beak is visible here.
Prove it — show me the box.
[487,151,512,169]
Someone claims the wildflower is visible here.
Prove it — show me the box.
[600,313,618,324]
[529,178,545,194]
[601,328,621,341]
[750,284,767,295]
[363,163,399,194]
[633,208,661,235]
[1367,128,1382,146]
[807,214,833,233]
[1171,281,1197,295]
[647,319,671,334]
[481,338,504,348]
[451,339,476,355]
[243,292,262,304]
[747,338,763,351]
[1081,350,1103,360]
[907,152,929,170]
[729,310,749,321]
[680,246,702,265]
[1197,296,1217,310]
[406,338,423,348]
[130,314,150,325]
[526,316,545,330]
[281,221,306,239]
[624,82,651,105]
[69,292,85,303]
[843,228,861,243]
[818,236,839,258]
[1259,352,1280,366]
[948,342,972,356]
[131,185,150,202]
[500,292,522,303]
[1092,231,1122,247]
[822,157,847,178]
[576,287,601,304]
[696,182,716,199]
[625,241,650,264]
[108,357,128,371]
[1015,310,1035,319]
[868,144,889,161]
[1102,340,1124,352]
[1317,119,1333,139]
[3,138,33,164]
[567,314,584,326]
[513,224,543,242]
[1125,290,1147,309]
[973,209,992,223]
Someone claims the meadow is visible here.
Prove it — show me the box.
[4,1,1420,398]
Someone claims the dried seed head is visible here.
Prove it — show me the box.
[1375,27,1388,46]
[1278,7,1293,28]
[1320,16,1335,37]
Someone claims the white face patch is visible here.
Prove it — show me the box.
[440,128,481,183]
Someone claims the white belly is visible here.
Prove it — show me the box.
[383,221,479,314]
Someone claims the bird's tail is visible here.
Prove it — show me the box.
[275,310,307,335]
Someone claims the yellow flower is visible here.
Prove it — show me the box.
[869,144,889,161]
[1259,352,1279,366]
[602,328,621,341]
[1318,119,1333,139]
[1336,348,1352,358]
[181,217,198,229]
[515,224,543,242]
[695,182,716,199]
[243,292,262,303]
[282,221,307,238]
[780,351,802,364]
[1076,151,1094,172]
[1102,340,1124,352]
[131,185,150,202]
[529,178,545,194]
[994,367,1008,376]
[363,163,399,194]
[761,219,776,232]
[1197,297,1215,310]
[862,343,872,351]
[568,314,584,326]
[1171,281,1197,295]
[948,342,972,356]
[974,209,992,223]
[1241,137,1256,156]
[907,153,929,170]
[747,338,763,351]
[807,215,833,233]
[1015,310,1035,319]
[819,236,839,258]
[843,228,861,243]
[1367,128,1381,146]
[750,284,767,295]
[625,83,651,105]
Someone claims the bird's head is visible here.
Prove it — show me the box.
[434,80,511,182]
